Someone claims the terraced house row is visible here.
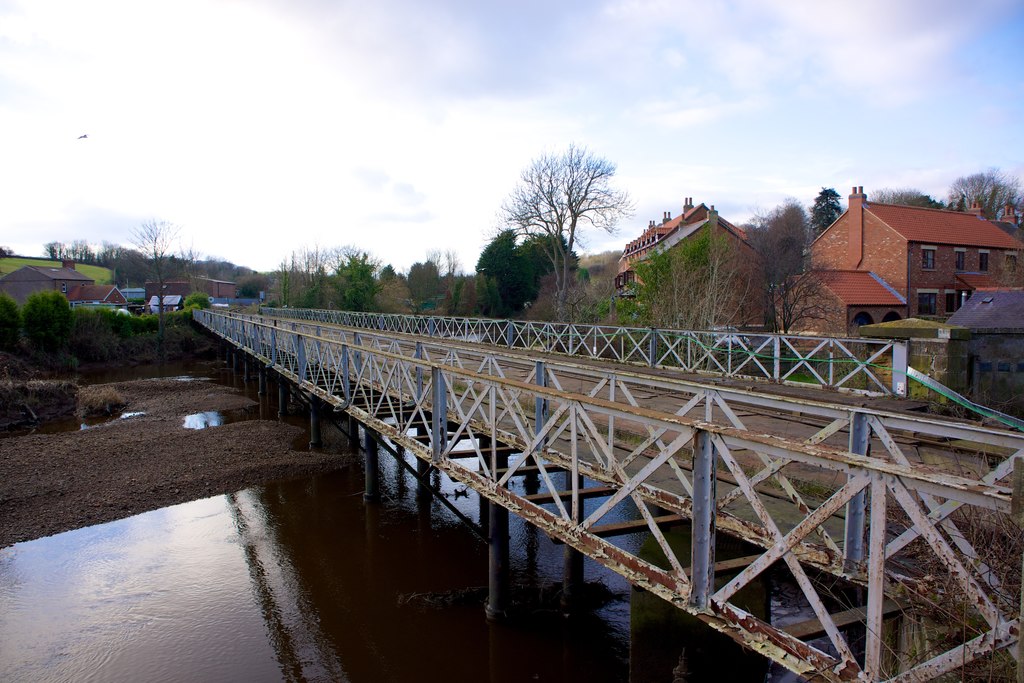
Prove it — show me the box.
[614,187,1023,333]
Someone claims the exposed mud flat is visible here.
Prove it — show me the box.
[0,378,351,548]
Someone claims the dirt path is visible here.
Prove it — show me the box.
[0,378,352,548]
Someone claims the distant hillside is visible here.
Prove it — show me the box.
[0,257,114,285]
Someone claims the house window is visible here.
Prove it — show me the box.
[921,248,935,270]
[1008,254,1018,273]
[980,251,989,271]
[61,282,67,293]
[945,292,955,313]
[954,249,965,271]
[918,291,937,315]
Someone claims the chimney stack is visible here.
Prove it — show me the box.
[62,259,75,270]
[683,196,694,213]
[969,202,985,218]
[1004,203,1018,225]
[847,186,867,269]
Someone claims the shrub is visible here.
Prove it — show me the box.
[0,293,19,351]
[184,291,210,309]
[129,314,160,335]
[22,290,73,352]
[69,309,121,362]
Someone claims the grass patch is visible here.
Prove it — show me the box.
[78,385,127,416]
[0,257,113,285]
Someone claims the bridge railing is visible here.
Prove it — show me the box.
[196,309,1021,681]
[260,307,909,396]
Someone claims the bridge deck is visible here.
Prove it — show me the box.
[195,310,1023,682]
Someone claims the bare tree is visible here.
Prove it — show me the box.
[179,242,204,291]
[131,219,181,359]
[501,144,633,321]
[748,200,827,332]
[871,187,944,209]
[947,168,1022,220]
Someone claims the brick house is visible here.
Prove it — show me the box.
[65,284,128,308]
[144,277,236,302]
[0,260,94,304]
[811,187,1024,325]
[144,280,191,302]
[615,197,753,295]
[816,270,907,330]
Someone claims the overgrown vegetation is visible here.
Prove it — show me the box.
[68,309,211,363]
[78,384,127,416]
[0,293,212,367]
[22,291,74,352]
[0,294,19,351]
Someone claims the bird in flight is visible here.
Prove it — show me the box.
[77,134,88,139]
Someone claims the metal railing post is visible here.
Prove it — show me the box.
[341,345,351,404]
[431,367,447,462]
[689,429,717,609]
[535,360,547,445]
[415,341,424,403]
[892,341,908,396]
[844,411,870,571]
[648,329,658,368]
[773,336,781,381]
[296,334,307,383]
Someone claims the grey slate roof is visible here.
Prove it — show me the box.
[947,289,1024,330]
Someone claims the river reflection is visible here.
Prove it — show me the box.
[0,464,635,682]
[1,358,771,682]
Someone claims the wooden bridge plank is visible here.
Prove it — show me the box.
[782,599,901,640]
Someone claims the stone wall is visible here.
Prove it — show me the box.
[861,319,1024,415]
[968,331,1024,413]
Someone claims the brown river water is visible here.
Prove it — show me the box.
[0,361,772,682]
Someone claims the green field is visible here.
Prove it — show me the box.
[0,257,114,285]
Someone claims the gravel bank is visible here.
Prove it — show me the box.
[0,378,352,548]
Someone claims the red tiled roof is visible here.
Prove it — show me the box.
[866,203,1024,249]
[66,285,123,302]
[818,270,905,306]
[955,273,999,290]
[622,205,710,255]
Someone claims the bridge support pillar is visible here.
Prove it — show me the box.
[485,498,509,622]
[486,440,510,622]
[233,348,241,373]
[309,398,322,449]
[347,415,360,449]
[363,428,380,503]
[257,366,267,396]
[561,547,585,613]
[278,379,289,416]
[243,356,250,382]
[415,457,431,501]
[562,468,585,613]
[224,344,231,367]
[414,424,431,501]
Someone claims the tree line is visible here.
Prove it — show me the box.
[14,155,1019,334]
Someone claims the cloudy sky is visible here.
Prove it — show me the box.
[2,0,1022,273]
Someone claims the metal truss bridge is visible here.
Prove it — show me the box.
[194,308,1023,682]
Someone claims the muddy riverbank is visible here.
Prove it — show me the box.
[0,377,352,548]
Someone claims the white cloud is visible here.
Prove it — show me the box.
[0,0,1021,274]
